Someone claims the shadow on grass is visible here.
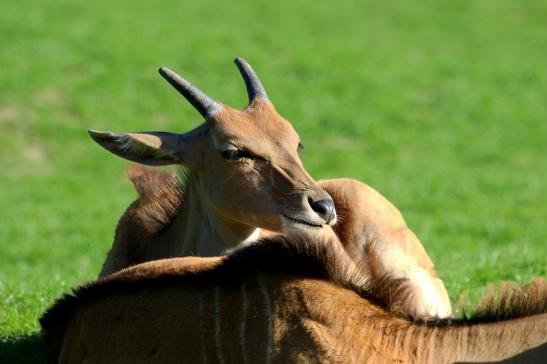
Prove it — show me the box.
[0,332,48,364]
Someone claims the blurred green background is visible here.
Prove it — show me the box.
[0,0,545,361]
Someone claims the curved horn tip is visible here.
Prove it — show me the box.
[157,65,220,118]
[88,129,107,138]
[158,66,173,78]
[88,129,120,140]
[158,66,183,83]
[233,57,256,70]
[233,57,247,66]
[233,57,269,103]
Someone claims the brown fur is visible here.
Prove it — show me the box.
[41,233,546,363]
[97,100,337,275]
[108,166,452,319]
[93,60,451,319]
[125,165,184,230]
[112,166,185,264]
[466,279,547,321]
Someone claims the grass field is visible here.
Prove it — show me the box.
[1,0,546,362]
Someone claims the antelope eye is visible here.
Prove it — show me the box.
[297,142,304,152]
[221,148,253,161]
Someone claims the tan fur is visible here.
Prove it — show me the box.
[106,168,451,318]
[321,178,450,318]
[41,234,547,364]
[93,62,451,318]
[99,100,335,274]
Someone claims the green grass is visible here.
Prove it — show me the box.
[1,0,546,361]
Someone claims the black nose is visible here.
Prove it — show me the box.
[308,198,336,223]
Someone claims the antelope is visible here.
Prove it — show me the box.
[90,57,451,319]
[40,232,547,364]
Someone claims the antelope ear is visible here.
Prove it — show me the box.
[88,129,183,166]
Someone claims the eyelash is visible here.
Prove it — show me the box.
[221,149,253,161]
[221,143,302,161]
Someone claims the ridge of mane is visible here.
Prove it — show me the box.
[40,230,547,346]
[459,278,547,322]
[403,278,547,327]
[39,233,371,345]
[124,165,186,231]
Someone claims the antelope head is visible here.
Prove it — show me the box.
[89,58,336,234]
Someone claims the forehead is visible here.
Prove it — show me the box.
[211,102,300,148]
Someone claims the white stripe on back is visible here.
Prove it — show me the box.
[213,286,225,364]
[198,295,208,364]
[258,276,273,364]
[239,282,248,364]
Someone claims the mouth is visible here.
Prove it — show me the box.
[282,213,323,228]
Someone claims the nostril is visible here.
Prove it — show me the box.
[308,198,335,222]
[309,198,326,214]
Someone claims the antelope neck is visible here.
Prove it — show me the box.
[174,175,260,256]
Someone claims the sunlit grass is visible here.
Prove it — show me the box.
[0,0,545,361]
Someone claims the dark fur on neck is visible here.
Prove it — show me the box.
[121,165,186,234]
[41,232,547,362]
